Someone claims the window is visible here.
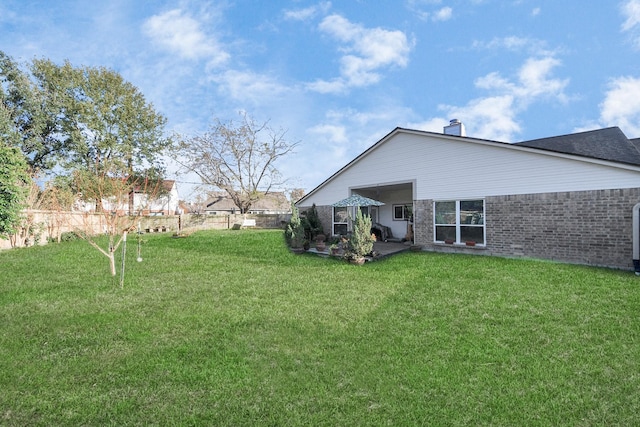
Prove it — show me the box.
[434,199,485,244]
[333,206,348,235]
[393,204,412,221]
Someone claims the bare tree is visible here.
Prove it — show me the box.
[176,113,299,213]
[187,193,208,215]
[289,188,306,204]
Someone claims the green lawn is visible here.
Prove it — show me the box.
[1,229,639,425]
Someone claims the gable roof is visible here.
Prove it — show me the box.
[514,127,640,166]
[205,193,238,211]
[297,125,640,206]
[129,179,177,195]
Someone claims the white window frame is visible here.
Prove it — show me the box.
[333,206,349,236]
[393,204,412,221]
[434,199,485,245]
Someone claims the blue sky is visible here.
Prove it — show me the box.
[2,1,640,199]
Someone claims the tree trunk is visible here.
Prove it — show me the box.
[108,251,116,276]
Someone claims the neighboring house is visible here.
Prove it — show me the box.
[130,179,181,216]
[296,121,640,271]
[80,180,181,216]
[204,191,291,215]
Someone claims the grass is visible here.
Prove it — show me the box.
[1,229,639,425]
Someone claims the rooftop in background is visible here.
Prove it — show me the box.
[205,191,291,214]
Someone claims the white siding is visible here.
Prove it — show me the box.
[300,130,640,206]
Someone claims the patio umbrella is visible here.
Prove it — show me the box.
[331,193,385,207]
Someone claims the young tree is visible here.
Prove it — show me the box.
[176,113,299,213]
[344,208,375,262]
[71,163,165,278]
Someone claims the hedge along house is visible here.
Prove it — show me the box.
[295,121,640,271]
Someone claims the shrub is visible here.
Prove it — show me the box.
[284,203,305,249]
[344,209,375,260]
[59,231,80,242]
[301,203,323,240]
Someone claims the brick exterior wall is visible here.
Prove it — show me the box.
[413,188,640,270]
[298,205,333,237]
[316,205,334,236]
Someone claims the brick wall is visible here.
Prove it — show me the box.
[316,205,333,236]
[486,189,640,269]
[413,199,433,244]
[298,205,333,237]
[413,188,640,270]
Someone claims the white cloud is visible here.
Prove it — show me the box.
[515,57,569,102]
[432,56,568,141]
[310,123,348,145]
[441,95,520,141]
[621,0,640,48]
[210,70,292,104]
[405,0,453,21]
[142,9,229,66]
[622,0,640,30]
[306,78,347,94]
[433,7,453,21]
[308,14,413,93]
[472,57,568,104]
[283,2,332,21]
[598,76,640,136]
[531,7,541,17]
[472,36,556,56]
[407,117,450,133]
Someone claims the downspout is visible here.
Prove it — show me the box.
[633,203,640,275]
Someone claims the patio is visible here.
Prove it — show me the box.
[373,240,412,257]
[307,240,411,260]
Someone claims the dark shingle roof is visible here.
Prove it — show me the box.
[205,191,290,212]
[514,127,640,166]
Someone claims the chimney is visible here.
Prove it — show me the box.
[444,119,466,137]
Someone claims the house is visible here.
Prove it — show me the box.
[204,191,291,215]
[84,179,181,216]
[296,121,640,271]
[130,179,181,216]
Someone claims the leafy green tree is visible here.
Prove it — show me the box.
[30,58,171,177]
[0,51,63,173]
[1,51,172,178]
[0,142,30,237]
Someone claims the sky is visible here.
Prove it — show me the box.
[2,1,640,200]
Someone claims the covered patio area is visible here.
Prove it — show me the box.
[330,182,415,242]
